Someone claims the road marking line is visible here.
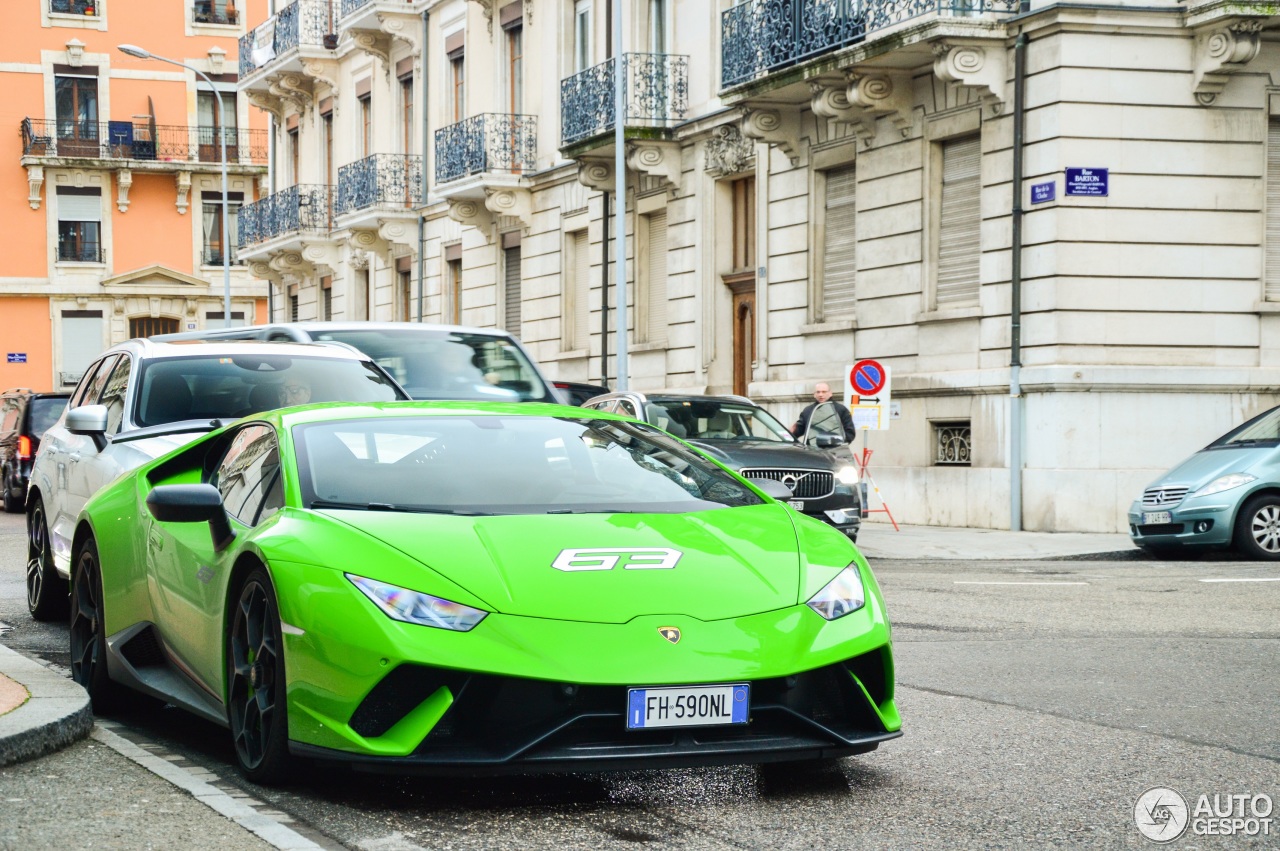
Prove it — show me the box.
[953,581,1089,586]
[1199,577,1280,583]
[92,724,322,850]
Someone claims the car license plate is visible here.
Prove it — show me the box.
[788,500,805,510]
[1142,511,1172,524]
[626,684,749,730]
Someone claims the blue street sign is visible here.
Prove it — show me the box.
[6,353,27,364]
[1031,182,1055,204]
[1065,167,1108,197]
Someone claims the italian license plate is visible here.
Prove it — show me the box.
[1142,511,1172,524]
[788,500,805,510]
[626,684,750,730]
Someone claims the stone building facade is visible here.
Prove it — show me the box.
[236,0,1280,532]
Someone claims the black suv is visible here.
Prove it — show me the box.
[0,389,70,513]
[583,391,863,541]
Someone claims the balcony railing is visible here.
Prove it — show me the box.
[239,0,333,77]
[50,0,99,15]
[336,154,424,216]
[238,185,333,248]
[435,114,537,184]
[338,0,371,18]
[57,241,104,263]
[721,0,1020,89]
[202,247,241,266]
[560,53,689,147]
[21,119,268,165]
[194,2,240,25]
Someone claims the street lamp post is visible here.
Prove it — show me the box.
[118,44,233,329]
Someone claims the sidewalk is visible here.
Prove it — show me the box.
[856,520,1137,561]
[0,642,91,767]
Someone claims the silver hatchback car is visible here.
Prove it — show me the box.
[25,338,407,620]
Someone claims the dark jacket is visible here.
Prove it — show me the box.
[793,401,856,443]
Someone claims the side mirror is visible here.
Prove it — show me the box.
[747,476,794,501]
[67,405,109,451]
[146,484,236,553]
[814,433,842,449]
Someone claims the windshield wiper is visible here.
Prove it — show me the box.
[310,500,493,515]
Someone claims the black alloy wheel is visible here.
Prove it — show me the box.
[227,567,292,784]
[70,537,129,713]
[27,499,69,621]
[1234,494,1280,560]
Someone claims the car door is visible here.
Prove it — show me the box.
[46,355,117,569]
[71,354,134,521]
[149,423,284,692]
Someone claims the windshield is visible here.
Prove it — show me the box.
[29,397,69,437]
[1209,404,1280,448]
[309,329,553,403]
[294,415,765,515]
[644,398,794,443]
[133,355,402,428]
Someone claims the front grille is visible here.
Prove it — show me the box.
[1143,486,1189,508]
[740,468,834,499]
[1136,523,1184,536]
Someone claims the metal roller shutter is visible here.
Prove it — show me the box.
[1267,120,1280,301]
[504,246,522,333]
[57,191,102,222]
[936,135,981,307]
[573,230,590,349]
[647,211,667,340]
[823,165,857,319]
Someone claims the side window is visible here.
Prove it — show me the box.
[77,355,118,408]
[0,399,19,435]
[99,356,133,437]
[617,399,639,418]
[211,424,282,527]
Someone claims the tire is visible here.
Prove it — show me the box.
[70,537,133,713]
[2,468,20,513]
[227,566,293,785]
[1233,495,1280,560]
[27,499,69,621]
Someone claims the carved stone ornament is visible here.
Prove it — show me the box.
[248,261,282,282]
[65,38,86,67]
[270,251,313,276]
[377,14,419,51]
[300,240,339,272]
[1193,21,1263,105]
[379,219,417,256]
[269,74,315,112]
[848,72,913,139]
[576,159,616,193]
[933,42,1006,107]
[300,59,339,103]
[740,107,802,166]
[348,249,370,271]
[26,165,44,210]
[810,80,878,147]
[627,141,682,192]
[448,198,495,240]
[704,125,754,176]
[484,188,533,233]
[116,169,132,213]
[351,30,392,66]
[175,172,192,215]
[246,90,286,122]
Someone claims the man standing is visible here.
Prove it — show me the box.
[792,382,856,442]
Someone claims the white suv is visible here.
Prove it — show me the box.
[25,338,407,620]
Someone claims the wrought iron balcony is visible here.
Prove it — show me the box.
[239,0,333,78]
[435,114,537,185]
[57,241,104,263]
[21,118,268,166]
[49,0,98,15]
[338,0,371,17]
[202,246,241,266]
[721,0,1019,89]
[237,185,333,248]
[335,154,425,217]
[560,53,689,147]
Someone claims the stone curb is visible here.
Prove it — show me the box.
[0,643,93,767]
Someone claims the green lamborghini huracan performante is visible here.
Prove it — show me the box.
[70,402,900,783]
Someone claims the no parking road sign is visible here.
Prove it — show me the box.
[844,359,892,431]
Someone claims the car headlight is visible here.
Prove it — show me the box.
[346,574,488,632]
[1193,473,1256,497]
[806,564,865,621]
[835,465,860,485]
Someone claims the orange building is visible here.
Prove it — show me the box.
[1,0,271,391]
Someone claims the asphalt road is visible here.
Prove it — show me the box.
[0,509,1277,849]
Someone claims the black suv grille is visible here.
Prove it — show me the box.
[740,468,834,499]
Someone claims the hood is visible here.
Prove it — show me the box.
[321,503,801,623]
[1149,445,1280,491]
[686,439,841,472]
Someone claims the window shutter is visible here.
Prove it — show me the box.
[504,246,522,333]
[1267,119,1280,301]
[647,211,668,341]
[573,230,590,349]
[822,165,857,319]
[60,312,103,385]
[936,135,981,307]
[58,191,102,222]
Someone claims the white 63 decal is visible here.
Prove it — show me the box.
[552,548,683,572]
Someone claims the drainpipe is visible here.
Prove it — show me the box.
[601,190,610,388]
[1010,21,1029,531]
[266,114,275,321]
[417,9,430,323]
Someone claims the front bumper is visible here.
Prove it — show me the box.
[1127,497,1235,550]
[271,560,898,773]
